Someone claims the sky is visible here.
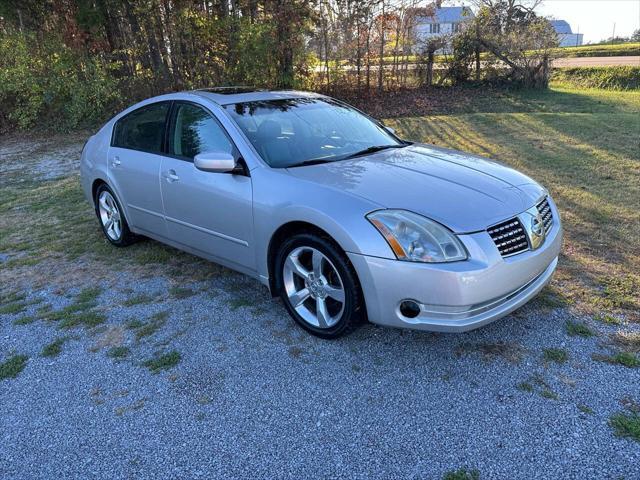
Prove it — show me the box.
[536,0,639,43]
[455,1,640,44]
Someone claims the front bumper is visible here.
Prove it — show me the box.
[348,204,562,333]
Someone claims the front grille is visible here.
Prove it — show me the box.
[487,218,529,257]
[536,197,553,234]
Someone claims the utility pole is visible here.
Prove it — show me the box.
[612,22,616,44]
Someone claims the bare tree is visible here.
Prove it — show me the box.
[470,0,558,88]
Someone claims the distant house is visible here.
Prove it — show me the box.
[551,20,584,47]
[409,6,474,52]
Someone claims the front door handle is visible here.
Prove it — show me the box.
[165,170,179,183]
[111,156,121,167]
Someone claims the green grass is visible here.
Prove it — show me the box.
[518,374,559,400]
[143,350,181,373]
[0,354,28,380]
[122,294,154,307]
[125,319,145,329]
[553,67,639,91]
[593,351,640,368]
[13,315,36,325]
[41,337,67,357]
[578,404,594,415]
[58,311,106,329]
[0,291,38,315]
[540,389,559,400]
[552,42,640,58]
[0,171,216,284]
[134,311,169,341]
[33,287,107,329]
[595,314,622,325]
[357,43,639,67]
[107,346,130,359]
[566,321,595,338]
[76,286,102,304]
[443,468,480,480]
[388,86,640,322]
[543,348,569,364]
[0,301,26,315]
[609,411,640,442]
[229,297,253,310]
[517,381,534,393]
[134,246,174,264]
[169,286,196,299]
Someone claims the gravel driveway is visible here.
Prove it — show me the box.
[1,132,639,479]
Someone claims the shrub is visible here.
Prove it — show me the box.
[0,33,120,132]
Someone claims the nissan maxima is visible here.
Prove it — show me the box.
[80,88,562,338]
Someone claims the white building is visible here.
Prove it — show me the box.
[551,20,584,47]
[411,6,474,51]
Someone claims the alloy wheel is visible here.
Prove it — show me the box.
[282,246,346,328]
[98,190,122,241]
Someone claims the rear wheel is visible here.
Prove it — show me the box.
[275,233,363,339]
[94,184,137,247]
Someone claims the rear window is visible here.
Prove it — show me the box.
[112,102,170,153]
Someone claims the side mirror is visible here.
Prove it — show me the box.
[194,151,236,173]
[385,126,396,135]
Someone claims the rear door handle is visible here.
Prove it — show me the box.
[165,170,179,183]
[111,156,121,167]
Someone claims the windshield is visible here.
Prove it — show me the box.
[223,98,401,168]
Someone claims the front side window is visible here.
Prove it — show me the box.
[113,102,169,153]
[224,98,401,168]
[170,103,234,160]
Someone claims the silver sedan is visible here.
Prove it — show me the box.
[80,87,562,338]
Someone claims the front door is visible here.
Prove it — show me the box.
[160,102,254,271]
[108,101,170,237]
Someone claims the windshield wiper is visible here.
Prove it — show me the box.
[286,143,410,168]
[286,158,336,168]
[342,144,407,160]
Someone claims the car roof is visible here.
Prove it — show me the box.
[190,87,326,106]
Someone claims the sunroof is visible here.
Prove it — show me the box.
[198,87,265,95]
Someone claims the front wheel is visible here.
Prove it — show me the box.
[275,233,364,339]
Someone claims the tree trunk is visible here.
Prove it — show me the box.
[365,25,371,91]
[356,21,362,91]
[377,1,385,93]
[426,49,434,86]
[475,23,480,81]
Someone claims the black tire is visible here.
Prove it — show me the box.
[274,233,364,339]
[94,183,138,247]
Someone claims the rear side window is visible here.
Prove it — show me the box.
[112,102,169,153]
[169,103,234,160]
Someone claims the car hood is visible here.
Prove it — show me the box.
[286,144,546,233]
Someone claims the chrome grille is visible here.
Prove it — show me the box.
[536,197,553,234]
[487,218,529,257]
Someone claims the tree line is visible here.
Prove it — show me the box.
[0,0,560,130]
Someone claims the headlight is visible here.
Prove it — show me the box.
[367,210,467,263]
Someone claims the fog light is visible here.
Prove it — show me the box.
[399,300,421,319]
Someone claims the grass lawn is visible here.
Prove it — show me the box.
[387,83,640,320]
[333,42,640,67]
[550,42,640,58]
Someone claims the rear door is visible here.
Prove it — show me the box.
[108,102,170,237]
[160,101,254,271]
